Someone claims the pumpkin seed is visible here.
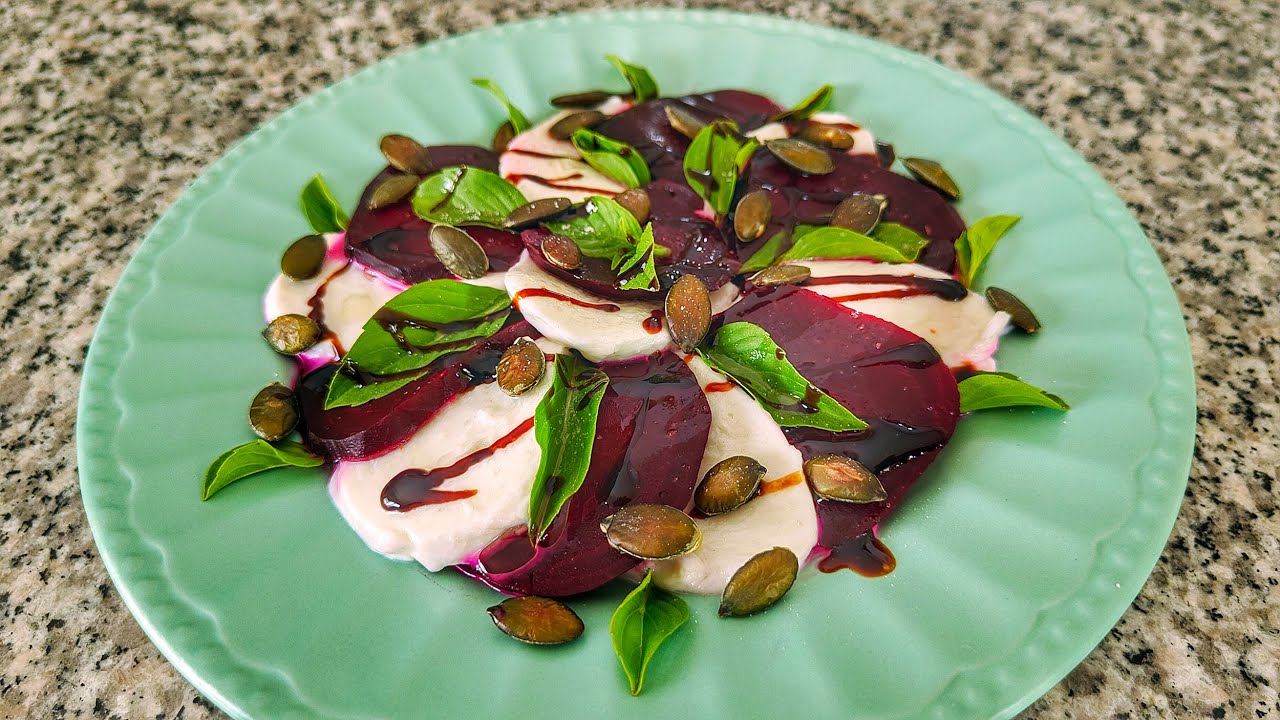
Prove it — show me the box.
[664,104,707,140]
[379,133,433,175]
[491,121,516,153]
[872,193,889,210]
[540,233,582,271]
[719,547,799,618]
[248,383,298,442]
[496,338,546,397]
[665,274,712,353]
[550,90,612,108]
[504,197,574,230]
[797,123,855,150]
[804,454,887,503]
[695,455,765,515]
[875,140,896,168]
[985,286,1041,333]
[368,174,421,210]
[280,234,327,280]
[733,190,773,241]
[750,264,811,287]
[765,138,834,175]
[487,596,584,645]
[603,504,702,560]
[613,187,651,224]
[262,314,321,355]
[549,110,606,140]
[902,157,961,200]
[429,225,489,280]
[830,194,883,235]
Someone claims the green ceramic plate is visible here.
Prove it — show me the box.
[77,9,1195,720]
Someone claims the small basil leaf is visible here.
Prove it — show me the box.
[325,369,429,410]
[545,196,643,265]
[770,84,834,123]
[202,440,323,501]
[958,371,1069,412]
[471,78,531,133]
[683,120,758,217]
[411,165,528,228]
[955,214,1020,286]
[605,54,659,103]
[528,354,610,541]
[610,570,690,696]
[697,322,867,431]
[738,230,788,273]
[570,128,651,188]
[299,174,350,233]
[777,226,911,264]
[871,222,930,262]
[616,224,659,291]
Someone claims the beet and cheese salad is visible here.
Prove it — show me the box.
[202,56,1070,694]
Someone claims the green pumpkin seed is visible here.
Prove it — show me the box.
[750,264,811,287]
[665,274,712,353]
[504,197,574,230]
[603,504,702,560]
[379,133,433,175]
[550,110,606,140]
[719,547,799,617]
[248,383,298,442]
[985,286,1041,333]
[262,314,321,356]
[804,454,887,503]
[695,455,765,515]
[733,190,773,241]
[540,233,582,271]
[368,174,422,210]
[797,123,855,150]
[429,225,489,280]
[902,157,961,200]
[487,596,584,645]
[280,234,327,280]
[491,121,516,153]
[765,138,834,175]
[496,337,546,397]
[830,194,883,235]
[613,187,652,224]
[550,90,612,108]
[664,104,707,140]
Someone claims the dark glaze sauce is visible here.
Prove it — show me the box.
[818,531,896,577]
[305,262,353,357]
[703,381,735,393]
[505,172,616,194]
[371,306,508,354]
[512,287,621,312]
[803,273,967,302]
[381,417,535,511]
[642,309,664,334]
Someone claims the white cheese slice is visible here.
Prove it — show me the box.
[499,97,631,203]
[650,356,817,595]
[748,111,877,158]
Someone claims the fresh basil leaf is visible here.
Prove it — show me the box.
[697,322,867,431]
[771,84,834,123]
[958,371,1069,412]
[738,230,789,273]
[325,369,429,411]
[570,128,651,188]
[955,214,1020,286]
[610,570,690,696]
[299,174,350,233]
[617,224,659,291]
[202,440,323,501]
[411,165,527,228]
[528,354,610,542]
[605,54,659,103]
[470,78,530,133]
[683,120,759,217]
[871,222,930,262]
[545,196,643,266]
[777,226,911,264]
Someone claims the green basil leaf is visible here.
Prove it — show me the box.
[570,128,651,188]
[528,354,610,541]
[683,120,758,217]
[617,224,659,291]
[324,369,430,411]
[958,371,1069,413]
[610,570,690,696]
[777,226,911,264]
[605,54,659,102]
[545,196,643,265]
[738,230,789,273]
[955,214,1020,286]
[871,222,930,262]
[202,440,323,501]
[411,165,527,228]
[771,84,834,123]
[299,174,350,233]
[470,78,530,133]
[697,322,867,431]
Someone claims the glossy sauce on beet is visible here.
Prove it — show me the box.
[818,531,896,577]
[306,262,354,356]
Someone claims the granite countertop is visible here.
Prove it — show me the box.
[2,0,1276,717]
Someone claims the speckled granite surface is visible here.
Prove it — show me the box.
[1,0,1276,717]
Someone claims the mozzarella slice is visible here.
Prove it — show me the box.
[789,259,1011,370]
[650,357,817,595]
[329,337,563,572]
[499,97,631,203]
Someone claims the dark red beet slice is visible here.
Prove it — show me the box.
[471,351,711,597]
[297,321,538,461]
[719,286,960,561]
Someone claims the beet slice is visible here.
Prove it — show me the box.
[297,321,538,461]
[471,351,711,597]
[344,146,523,284]
[719,286,960,562]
